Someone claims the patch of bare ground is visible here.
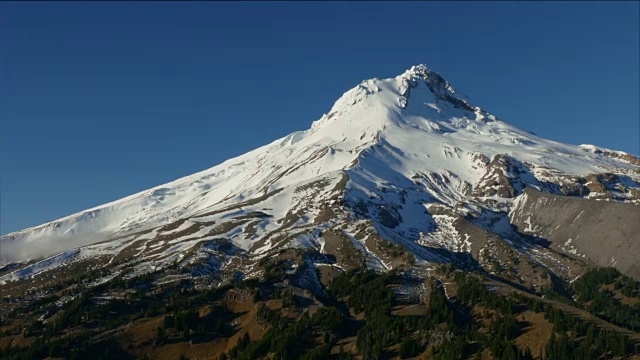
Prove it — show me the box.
[514,310,554,359]
[275,210,303,231]
[152,340,226,360]
[194,188,284,219]
[392,303,427,316]
[294,176,333,195]
[155,222,205,242]
[157,218,188,233]
[313,173,348,224]
[478,237,555,291]
[173,242,205,265]
[602,284,640,307]
[249,228,305,255]
[0,332,35,351]
[248,232,282,254]
[333,335,358,356]
[142,219,248,260]
[207,219,251,238]
[112,291,275,360]
[221,297,273,348]
[467,305,552,359]
[322,229,365,270]
[98,228,159,263]
[467,348,493,360]
[430,271,459,299]
[242,219,261,240]
[110,238,152,264]
[316,264,344,287]
[370,235,415,269]
[118,315,225,360]
[313,204,340,225]
[488,279,640,344]
[112,221,214,263]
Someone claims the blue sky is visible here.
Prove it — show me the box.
[1,1,638,234]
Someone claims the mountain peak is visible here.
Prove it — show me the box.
[401,63,429,76]
[311,64,481,131]
[399,64,434,81]
[398,64,455,93]
[398,64,476,113]
[2,65,639,276]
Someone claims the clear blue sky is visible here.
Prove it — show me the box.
[1,2,638,235]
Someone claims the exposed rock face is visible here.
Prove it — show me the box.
[554,172,640,201]
[560,180,589,197]
[510,187,640,279]
[585,174,609,194]
[473,154,526,199]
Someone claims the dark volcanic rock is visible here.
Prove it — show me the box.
[473,154,527,198]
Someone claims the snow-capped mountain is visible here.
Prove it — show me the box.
[2,65,639,288]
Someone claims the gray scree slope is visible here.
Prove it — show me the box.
[510,187,640,279]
